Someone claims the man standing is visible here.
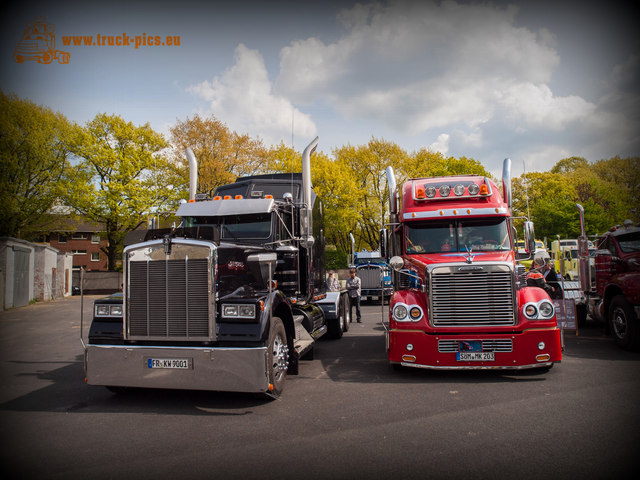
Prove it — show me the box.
[346,268,362,323]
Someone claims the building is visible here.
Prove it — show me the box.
[0,237,73,309]
[45,219,108,271]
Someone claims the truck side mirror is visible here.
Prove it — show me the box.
[379,228,388,259]
[523,221,536,257]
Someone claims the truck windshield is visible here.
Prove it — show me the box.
[617,231,640,253]
[406,218,510,254]
[184,213,272,240]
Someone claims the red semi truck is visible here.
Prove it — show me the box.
[383,159,562,371]
[576,204,640,350]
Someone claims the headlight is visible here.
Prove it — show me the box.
[453,184,465,196]
[95,304,123,317]
[439,185,451,197]
[468,183,480,195]
[524,304,538,318]
[539,301,554,318]
[425,186,437,198]
[222,303,256,319]
[393,303,423,322]
[393,304,408,321]
[523,300,555,319]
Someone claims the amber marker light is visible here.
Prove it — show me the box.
[536,354,551,362]
[402,355,416,362]
[213,196,222,200]
[479,184,489,195]
[223,195,231,200]
[234,195,243,199]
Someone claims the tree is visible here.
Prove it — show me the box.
[0,91,75,238]
[266,142,362,254]
[334,138,409,250]
[62,114,175,270]
[170,114,269,197]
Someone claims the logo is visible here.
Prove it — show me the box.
[13,17,70,64]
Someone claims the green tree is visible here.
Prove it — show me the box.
[62,114,175,270]
[266,142,361,255]
[334,138,409,251]
[0,91,75,237]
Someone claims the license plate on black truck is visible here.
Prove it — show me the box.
[147,358,191,369]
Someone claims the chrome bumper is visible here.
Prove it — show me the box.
[85,344,269,393]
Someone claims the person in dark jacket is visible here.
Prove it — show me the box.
[345,268,362,323]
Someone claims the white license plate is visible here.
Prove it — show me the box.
[147,358,191,369]
[371,296,379,300]
[457,352,495,361]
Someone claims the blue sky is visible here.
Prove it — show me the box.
[1,0,638,177]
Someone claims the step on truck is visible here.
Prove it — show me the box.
[576,204,640,350]
[82,137,350,397]
[383,160,562,371]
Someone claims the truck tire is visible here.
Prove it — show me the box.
[609,295,640,351]
[328,294,348,338]
[342,293,350,333]
[267,317,288,397]
[576,302,588,328]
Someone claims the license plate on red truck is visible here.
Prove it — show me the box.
[456,341,494,361]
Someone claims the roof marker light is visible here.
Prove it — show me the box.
[235,195,243,199]
[416,186,425,199]
[223,195,231,200]
[213,196,222,201]
[265,194,273,199]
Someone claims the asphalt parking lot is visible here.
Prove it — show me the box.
[1,296,639,480]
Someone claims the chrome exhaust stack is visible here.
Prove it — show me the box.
[301,137,319,248]
[186,147,198,202]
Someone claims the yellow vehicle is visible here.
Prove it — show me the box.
[551,239,595,280]
[517,239,548,269]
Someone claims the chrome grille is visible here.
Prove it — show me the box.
[430,265,515,326]
[438,339,513,352]
[357,266,382,289]
[128,257,211,340]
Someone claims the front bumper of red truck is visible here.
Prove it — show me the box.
[387,327,562,370]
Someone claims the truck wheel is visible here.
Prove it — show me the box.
[327,304,344,339]
[267,317,288,397]
[40,52,53,64]
[342,293,350,333]
[576,303,588,328]
[609,295,640,351]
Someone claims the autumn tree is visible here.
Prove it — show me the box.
[61,114,176,270]
[266,142,361,254]
[170,114,269,197]
[0,91,75,238]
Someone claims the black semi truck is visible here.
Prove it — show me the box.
[82,137,350,398]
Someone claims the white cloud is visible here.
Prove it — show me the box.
[187,44,316,145]
[274,0,601,163]
[428,133,449,155]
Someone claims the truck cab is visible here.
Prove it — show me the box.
[577,207,640,350]
[84,138,350,398]
[383,160,562,371]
